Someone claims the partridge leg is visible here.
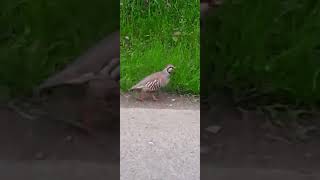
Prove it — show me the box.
[138,91,145,101]
[79,92,98,134]
[152,94,159,101]
[82,112,93,133]
[80,102,95,134]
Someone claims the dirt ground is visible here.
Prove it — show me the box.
[0,92,320,174]
[201,101,320,174]
[120,92,200,109]
[0,92,197,161]
[0,103,119,161]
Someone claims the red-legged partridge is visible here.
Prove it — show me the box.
[130,64,175,101]
[34,31,119,133]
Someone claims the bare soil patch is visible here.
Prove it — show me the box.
[1,92,319,175]
[0,103,119,161]
[120,92,200,110]
[201,99,320,173]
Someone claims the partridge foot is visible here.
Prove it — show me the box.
[80,109,95,135]
[83,123,95,134]
[60,118,93,135]
[137,97,144,101]
[79,119,94,135]
[137,92,145,101]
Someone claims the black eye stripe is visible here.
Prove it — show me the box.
[167,67,174,72]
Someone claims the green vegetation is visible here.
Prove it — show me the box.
[203,0,320,104]
[120,0,200,94]
[3,0,318,104]
[0,0,118,98]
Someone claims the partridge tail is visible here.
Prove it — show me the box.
[129,83,144,91]
[129,84,138,91]
[129,86,139,91]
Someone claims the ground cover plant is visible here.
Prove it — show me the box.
[202,0,320,105]
[120,0,200,94]
[0,0,118,99]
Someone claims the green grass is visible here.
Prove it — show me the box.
[120,0,200,94]
[202,0,320,104]
[0,0,118,98]
[4,0,318,105]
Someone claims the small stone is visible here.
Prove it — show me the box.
[169,104,173,107]
[64,135,73,142]
[262,155,273,160]
[34,152,45,160]
[202,134,209,139]
[212,143,224,149]
[148,141,154,145]
[200,145,210,154]
[304,153,312,158]
[171,99,176,102]
[205,125,222,134]
[298,169,313,175]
